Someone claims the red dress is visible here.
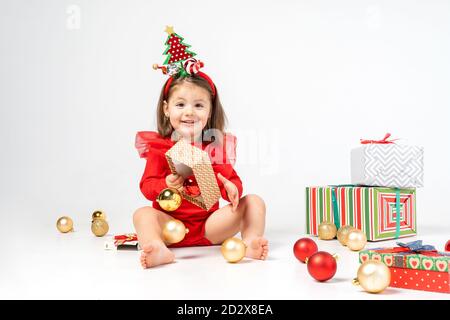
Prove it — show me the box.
[135,131,243,247]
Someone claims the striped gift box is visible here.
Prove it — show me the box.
[305,186,417,241]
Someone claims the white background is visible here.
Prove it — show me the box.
[0,0,449,299]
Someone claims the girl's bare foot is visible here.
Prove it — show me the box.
[139,242,175,269]
[244,237,269,260]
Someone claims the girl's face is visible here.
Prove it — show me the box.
[164,81,212,140]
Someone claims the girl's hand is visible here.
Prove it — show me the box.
[217,173,239,211]
[166,173,184,191]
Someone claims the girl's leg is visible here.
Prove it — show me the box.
[133,206,175,268]
[204,194,268,260]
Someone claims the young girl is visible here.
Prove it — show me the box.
[133,29,267,269]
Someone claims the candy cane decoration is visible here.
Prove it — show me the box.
[183,58,204,75]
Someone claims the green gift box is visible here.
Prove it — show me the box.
[306,186,417,241]
[359,247,450,272]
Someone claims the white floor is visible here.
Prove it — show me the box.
[1,221,449,300]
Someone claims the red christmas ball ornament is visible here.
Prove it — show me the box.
[445,240,450,252]
[183,175,200,197]
[293,238,318,263]
[307,251,337,282]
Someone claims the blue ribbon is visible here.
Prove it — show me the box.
[331,187,341,230]
[329,185,357,230]
[395,188,400,239]
[396,240,436,252]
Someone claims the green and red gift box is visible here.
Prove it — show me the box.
[306,186,417,241]
[359,246,449,272]
[359,241,450,293]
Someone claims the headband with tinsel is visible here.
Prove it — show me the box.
[152,26,216,99]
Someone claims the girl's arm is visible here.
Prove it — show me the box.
[216,165,243,202]
[210,133,243,202]
[139,154,169,201]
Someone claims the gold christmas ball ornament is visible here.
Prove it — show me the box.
[56,216,74,233]
[157,188,182,212]
[221,237,247,263]
[92,210,106,220]
[91,219,109,237]
[318,222,337,240]
[346,229,367,251]
[337,225,356,246]
[162,219,189,244]
[353,260,391,293]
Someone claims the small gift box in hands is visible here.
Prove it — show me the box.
[165,139,221,211]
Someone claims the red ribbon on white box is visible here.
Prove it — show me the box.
[360,133,398,144]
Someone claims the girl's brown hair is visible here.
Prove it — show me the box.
[156,75,227,138]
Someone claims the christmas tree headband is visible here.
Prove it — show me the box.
[152,26,216,100]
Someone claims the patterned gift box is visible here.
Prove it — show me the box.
[359,248,450,272]
[306,186,417,241]
[358,242,450,293]
[351,137,424,189]
[165,139,221,211]
[390,268,449,294]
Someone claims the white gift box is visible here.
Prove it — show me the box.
[104,240,140,251]
[351,144,424,188]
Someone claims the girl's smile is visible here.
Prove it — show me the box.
[180,119,196,126]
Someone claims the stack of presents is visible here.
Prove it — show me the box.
[306,134,449,294]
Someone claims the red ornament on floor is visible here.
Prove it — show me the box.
[183,175,201,197]
[293,238,318,263]
[446,240,450,252]
[307,251,337,282]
